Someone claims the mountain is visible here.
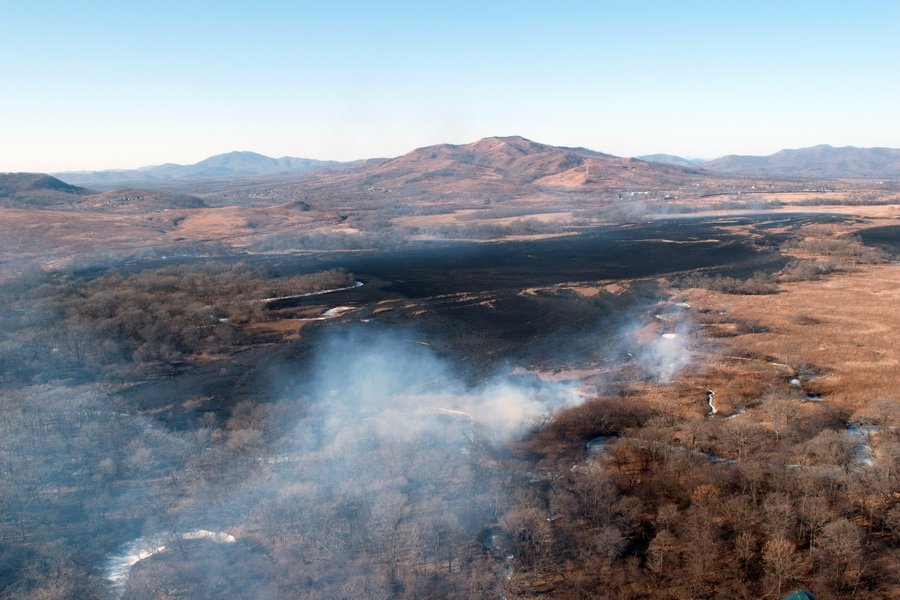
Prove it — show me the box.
[636,154,705,167]
[54,151,344,188]
[292,136,708,202]
[372,136,614,184]
[703,145,900,179]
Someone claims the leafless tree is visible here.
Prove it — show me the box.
[762,536,807,597]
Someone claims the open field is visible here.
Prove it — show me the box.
[683,263,900,410]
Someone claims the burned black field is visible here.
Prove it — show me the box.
[265,214,802,297]
[857,223,900,256]
[120,214,827,423]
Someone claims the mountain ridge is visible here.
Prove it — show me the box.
[287,135,710,201]
[54,151,345,188]
[639,144,900,179]
[635,154,706,168]
[704,144,900,178]
[49,139,900,192]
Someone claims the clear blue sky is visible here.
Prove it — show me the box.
[2,1,898,171]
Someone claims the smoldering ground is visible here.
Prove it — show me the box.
[0,303,698,599]
[114,326,590,598]
[108,313,699,598]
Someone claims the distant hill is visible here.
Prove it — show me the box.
[0,172,89,197]
[636,154,706,168]
[0,172,205,211]
[0,173,92,208]
[54,151,344,188]
[703,145,900,179]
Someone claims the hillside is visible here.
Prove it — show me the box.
[281,136,715,206]
[0,172,88,197]
[0,172,207,212]
[704,145,900,179]
[0,172,92,208]
[54,151,344,188]
[365,136,706,187]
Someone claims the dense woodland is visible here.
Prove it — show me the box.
[0,264,354,381]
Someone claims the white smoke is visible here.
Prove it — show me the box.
[639,326,693,381]
[289,327,581,445]
[609,307,696,383]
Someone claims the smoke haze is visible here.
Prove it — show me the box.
[0,291,696,597]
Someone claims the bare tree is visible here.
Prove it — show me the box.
[762,536,807,597]
[816,518,863,590]
[647,529,678,575]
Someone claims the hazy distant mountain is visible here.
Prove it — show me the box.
[635,154,706,167]
[703,145,900,179]
[0,172,205,211]
[54,151,344,188]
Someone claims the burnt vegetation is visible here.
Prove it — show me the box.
[674,226,889,295]
[0,214,897,599]
[0,264,354,381]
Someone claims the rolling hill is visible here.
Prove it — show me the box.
[0,172,88,197]
[704,145,900,179]
[0,173,92,208]
[638,145,900,179]
[54,151,344,188]
[0,172,205,212]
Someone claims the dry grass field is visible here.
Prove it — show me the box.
[686,264,900,406]
[678,215,899,413]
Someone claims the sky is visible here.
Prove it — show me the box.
[1,0,898,172]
